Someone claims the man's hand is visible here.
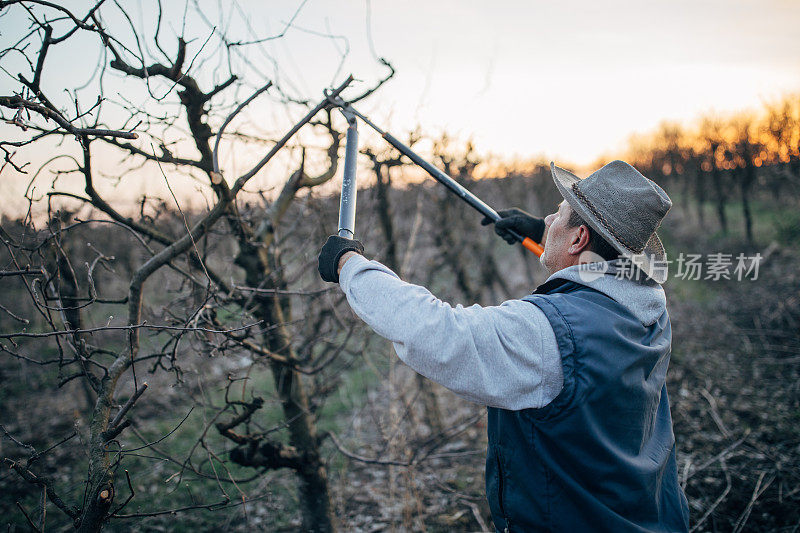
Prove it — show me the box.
[318,235,365,283]
[481,208,545,245]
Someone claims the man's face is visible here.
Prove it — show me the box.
[540,201,581,274]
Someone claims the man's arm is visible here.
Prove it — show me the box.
[337,254,563,410]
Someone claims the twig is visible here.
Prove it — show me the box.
[462,499,489,533]
[0,424,36,453]
[105,383,148,439]
[211,81,272,176]
[0,268,46,277]
[690,458,732,533]
[4,459,79,519]
[37,484,46,532]
[326,431,413,467]
[15,501,41,533]
[685,431,749,482]
[110,470,135,516]
[153,147,210,285]
[231,284,334,296]
[700,388,731,438]
[0,96,137,139]
[119,407,193,453]
[112,498,232,518]
[731,472,776,533]
[226,0,308,46]
[30,431,77,464]
[0,320,264,339]
[231,75,353,194]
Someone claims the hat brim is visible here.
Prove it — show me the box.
[550,162,669,284]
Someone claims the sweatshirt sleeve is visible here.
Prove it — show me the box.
[338,254,563,410]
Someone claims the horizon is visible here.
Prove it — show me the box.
[1,0,799,219]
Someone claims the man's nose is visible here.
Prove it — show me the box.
[544,213,556,226]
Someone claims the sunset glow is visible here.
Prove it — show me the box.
[1,0,799,218]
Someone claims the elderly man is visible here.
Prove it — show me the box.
[318,160,690,532]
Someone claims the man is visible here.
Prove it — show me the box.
[318,160,690,532]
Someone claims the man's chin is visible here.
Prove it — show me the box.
[539,250,551,273]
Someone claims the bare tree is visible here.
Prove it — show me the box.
[724,115,764,243]
[428,134,511,303]
[361,134,446,436]
[0,1,393,531]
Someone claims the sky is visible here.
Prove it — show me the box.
[1,0,800,217]
[301,0,800,163]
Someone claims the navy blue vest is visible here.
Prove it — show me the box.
[486,279,689,532]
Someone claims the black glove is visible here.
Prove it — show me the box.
[318,235,365,283]
[481,208,545,245]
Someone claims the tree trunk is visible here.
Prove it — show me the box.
[76,460,114,532]
[695,169,705,224]
[52,223,109,529]
[269,356,334,531]
[374,166,398,273]
[51,229,97,415]
[680,165,692,216]
[238,247,336,532]
[372,163,444,436]
[77,390,116,532]
[710,165,727,233]
[741,165,755,243]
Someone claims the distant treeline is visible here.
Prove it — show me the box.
[479,94,799,243]
[619,93,800,241]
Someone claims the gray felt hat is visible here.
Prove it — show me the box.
[550,160,672,284]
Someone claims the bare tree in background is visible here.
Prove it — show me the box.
[429,134,511,303]
[763,96,800,198]
[362,135,445,436]
[624,98,800,243]
[0,1,392,531]
[725,115,763,243]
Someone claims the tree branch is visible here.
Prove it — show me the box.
[1,96,137,139]
[232,75,354,194]
[203,75,238,103]
[229,439,303,470]
[4,459,79,519]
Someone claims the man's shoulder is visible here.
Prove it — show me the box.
[524,281,644,328]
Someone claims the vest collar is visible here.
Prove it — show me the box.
[532,277,573,295]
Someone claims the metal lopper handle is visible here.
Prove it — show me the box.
[337,113,359,239]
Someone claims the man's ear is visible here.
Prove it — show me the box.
[567,225,592,256]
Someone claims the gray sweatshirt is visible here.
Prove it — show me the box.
[339,255,667,411]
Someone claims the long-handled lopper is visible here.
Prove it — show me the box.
[328,92,544,256]
[337,106,359,240]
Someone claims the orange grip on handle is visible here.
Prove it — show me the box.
[521,237,544,256]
